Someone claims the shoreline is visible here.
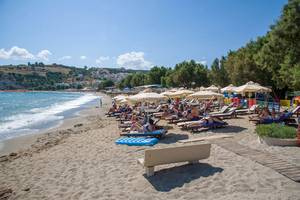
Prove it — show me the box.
[0,92,108,157]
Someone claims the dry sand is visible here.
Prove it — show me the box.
[0,93,300,200]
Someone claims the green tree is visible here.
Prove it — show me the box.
[145,66,168,85]
[98,79,114,90]
[257,0,300,90]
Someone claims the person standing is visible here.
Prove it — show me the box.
[99,98,102,108]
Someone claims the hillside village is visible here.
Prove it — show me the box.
[0,63,144,90]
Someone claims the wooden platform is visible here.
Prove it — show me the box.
[214,140,300,183]
[179,134,233,143]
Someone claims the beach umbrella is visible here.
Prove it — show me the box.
[204,85,220,93]
[140,88,153,93]
[161,91,174,97]
[186,91,224,100]
[168,89,194,98]
[169,88,178,92]
[199,86,206,91]
[234,81,272,95]
[113,95,127,102]
[127,92,167,103]
[119,99,128,104]
[221,84,237,93]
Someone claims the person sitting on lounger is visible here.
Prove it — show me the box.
[249,107,272,122]
[188,106,200,121]
[143,118,156,132]
[130,114,143,131]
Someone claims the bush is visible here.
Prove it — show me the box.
[255,123,297,139]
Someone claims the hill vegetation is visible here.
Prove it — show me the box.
[0,62,145,90]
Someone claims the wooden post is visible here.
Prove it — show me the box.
[146,167,154,177]
[188,160,199,164]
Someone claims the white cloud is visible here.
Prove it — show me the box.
[196,60,207,65]
[36,49,52,61]
[96,56,109,64]
[0,46,35,60]
[59,56,72,60]
[80,55,87,60]
[0,49,10,59]
[116,51,151,69]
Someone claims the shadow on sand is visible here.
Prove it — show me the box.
[209,125,247,134]
[145,163,223,192]
[159,133,189,144]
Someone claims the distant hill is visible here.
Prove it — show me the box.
[0,63,147,90]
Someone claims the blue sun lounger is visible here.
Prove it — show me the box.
[120,129,167,138]
[115,137,159,146]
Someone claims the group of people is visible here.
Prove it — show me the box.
[108,96,227,133]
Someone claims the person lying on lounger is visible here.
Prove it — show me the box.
[249,107,272,122]
[186,116,224,129]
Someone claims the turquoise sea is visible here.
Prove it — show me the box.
[0,91,99,141]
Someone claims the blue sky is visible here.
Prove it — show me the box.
[0,0,287,69]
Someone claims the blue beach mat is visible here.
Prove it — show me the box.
[115,137,158,146]
[120,129,167,138]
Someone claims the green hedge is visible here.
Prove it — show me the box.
[255,123,297,139]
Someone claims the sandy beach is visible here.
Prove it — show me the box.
[1,92,300,200]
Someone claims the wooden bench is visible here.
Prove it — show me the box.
[137,143,211,177]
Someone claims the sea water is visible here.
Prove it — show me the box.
[0,91,99,141]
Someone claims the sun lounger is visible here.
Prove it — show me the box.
[177,120,201,127]
[209,107,237,119]
[209,105,229,115]
[189,121,228,132]
[251,106,300,125]
[137,143,211,177]
[120,129,167,138]
[236,105,258,115]
[119,119,160,129]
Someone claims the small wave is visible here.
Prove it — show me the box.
[0,93,99,138]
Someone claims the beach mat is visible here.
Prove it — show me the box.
[115,137,158,146]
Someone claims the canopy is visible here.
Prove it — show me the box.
[169,88,178,92]
[187,91,223,100]
[234,81,272,95]
[203,85,219,92]
[199,86,206,91]
[221,84,237,93]
[140,88,153,93]
[127,92,167,103]
[112,95,127,102]
[168,89,194,98]
[161,91,174,97]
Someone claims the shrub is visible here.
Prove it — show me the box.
[255,123,297,139]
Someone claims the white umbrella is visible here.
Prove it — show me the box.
[221,84,237,93]
[112,95,127,102]
[168,89,194,98]
[187,91,224,100]
[168,88,178,92]
[234,81,272,95]
[204,85,220,93]
[161,91,174,97]
[199,86,206,91]
[128,92,167,103]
